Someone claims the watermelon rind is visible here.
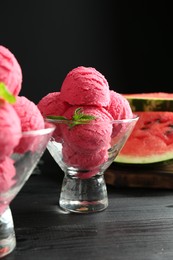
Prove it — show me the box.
[115,151,173,164]
[124,92,173,112]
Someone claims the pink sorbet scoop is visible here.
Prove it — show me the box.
[37,92,70,117]
[0,157,16,214]
[62,142,109,170]
[0,100,21,161]
[13,96,45,153]
[59,66,110,107]
[0,157,16,193]
[0,45,22,96]
[60,106,113,152]
[107,91,133,120]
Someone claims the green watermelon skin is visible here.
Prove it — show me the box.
[115,111,173,164]
[124,92,173,112]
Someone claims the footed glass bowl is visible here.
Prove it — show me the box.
[0,122,55,258]
[47,116,138,214]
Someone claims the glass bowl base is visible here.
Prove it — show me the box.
[0,207,16,258]
[0,233,16,258]
[59,198,108,213]
[59,172,108,213]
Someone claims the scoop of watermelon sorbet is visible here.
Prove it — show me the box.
[107,91,133,120]
[37,92,70,117]
[14,96,45,131]
[0,45,22,96]
[0,157,16,193]
[60,106,113,153]
[0,157,16,214]
[59,66,110,107]
[62,142,109,178]
[107,91,133,138]
[37,92,70,141]
[13,96,45,153]
[0,100,22,161]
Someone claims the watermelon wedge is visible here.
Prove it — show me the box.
[115,111,173,164]
[124,92,173,112]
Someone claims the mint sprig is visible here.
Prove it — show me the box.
[47,107,97,128]
[0,82,16,104]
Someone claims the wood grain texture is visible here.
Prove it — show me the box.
[105,161,173,189]
[6,161,173,260]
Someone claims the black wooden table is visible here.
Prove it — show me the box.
[4,153,173,260]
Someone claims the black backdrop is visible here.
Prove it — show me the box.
[0,0,172,104]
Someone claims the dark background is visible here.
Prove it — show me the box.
[0,0,172,104]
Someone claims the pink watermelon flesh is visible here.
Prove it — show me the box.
[116,111,173,164]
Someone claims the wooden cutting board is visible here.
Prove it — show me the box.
[105,161,173,189]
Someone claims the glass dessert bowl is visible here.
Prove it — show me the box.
[0,122,55,258]
[47,115,139,214]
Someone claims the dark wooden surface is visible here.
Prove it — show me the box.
[5,156,173,260]
[105,161,173,189]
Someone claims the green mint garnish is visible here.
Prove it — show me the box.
[0,82,16,104]
[70,107,96,128]
[46,115,68,120]
[47,107,97,128]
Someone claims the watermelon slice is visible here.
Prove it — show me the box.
[124,92,173,112]
[115,111,173,164]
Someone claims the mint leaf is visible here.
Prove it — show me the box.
[73,107,83,120]
[46,115,68,120]
[0,82,16,104]
[46,107,97,128]
[69,108,96,127]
